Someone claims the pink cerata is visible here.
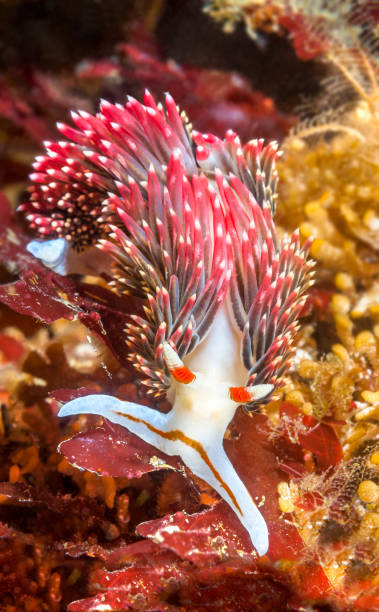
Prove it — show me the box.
[22,91,314,556]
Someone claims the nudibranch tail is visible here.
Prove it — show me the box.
[58,394,269,556]
[26,238,69,275]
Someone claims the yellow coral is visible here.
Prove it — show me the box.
[358,480,379,504]
[278,132,379,281]
[279,34,379,287]
[279,234,379,585]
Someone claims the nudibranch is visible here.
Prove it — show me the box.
[22,92,313,556]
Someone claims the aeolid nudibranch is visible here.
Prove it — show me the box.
[22,91,313,556]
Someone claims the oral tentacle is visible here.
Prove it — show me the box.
[58,394,167,439]
[58,393,268,556]
[229,383,274,404]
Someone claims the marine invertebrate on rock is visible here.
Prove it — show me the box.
[24,92,313,556]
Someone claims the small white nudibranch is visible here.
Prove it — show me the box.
[23,92,313,556]
[27,237,114,276]
[27,238,69,275]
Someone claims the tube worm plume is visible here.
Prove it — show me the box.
[24,91,313,556]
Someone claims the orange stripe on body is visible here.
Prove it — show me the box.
[114,410,244,515]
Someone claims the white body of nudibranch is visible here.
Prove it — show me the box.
[59,304,271,557]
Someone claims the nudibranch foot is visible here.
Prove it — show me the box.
[58,394,269,556]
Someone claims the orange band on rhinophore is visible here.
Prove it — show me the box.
[229,386,252,403]
[163,342,195,384]
[170,365,196,384]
